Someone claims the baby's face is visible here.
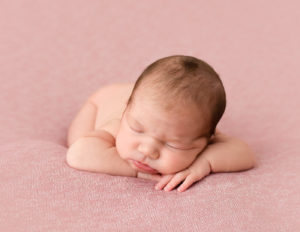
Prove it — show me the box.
[115,92,210,175]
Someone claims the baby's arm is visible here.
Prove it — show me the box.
[66,131,137,177]
[66,96,136,177]
[201,130,256,173]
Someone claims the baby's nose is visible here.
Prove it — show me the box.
[138,143,159,159]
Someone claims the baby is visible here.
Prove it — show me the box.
[66,55,256,192]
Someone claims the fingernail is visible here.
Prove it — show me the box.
[178,187,184,192]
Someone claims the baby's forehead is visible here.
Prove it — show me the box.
[133,86,195,107]
[125,100,210,136]
[130,93,207,120]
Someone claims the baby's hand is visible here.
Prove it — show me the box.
[136,156,211,192]
[155,157,211,192]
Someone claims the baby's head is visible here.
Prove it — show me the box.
[116,55,226,174]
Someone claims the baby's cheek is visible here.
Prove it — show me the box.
[159,153,183,173]
[116,133,135,159]
[161,151,195,174]
[115,135,127,158]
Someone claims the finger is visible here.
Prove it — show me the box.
[163,172,189,191]
[177,175,197,192]
[150,174,163,182]
[155,174,174,190]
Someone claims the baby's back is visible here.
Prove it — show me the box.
[89,83,134,137]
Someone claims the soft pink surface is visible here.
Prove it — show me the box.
[0,0,299,231]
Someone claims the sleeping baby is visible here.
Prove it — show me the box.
[66,55,256,192]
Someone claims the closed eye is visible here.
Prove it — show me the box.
[166,143,191,150]
[129,125,143,134]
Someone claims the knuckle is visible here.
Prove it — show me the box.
[175,172,186,178]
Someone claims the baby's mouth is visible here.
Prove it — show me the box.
[129,159,159,173]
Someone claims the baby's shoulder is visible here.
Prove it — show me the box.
[89,83,134,102]
[97,118,121,139]
[89,83,134,138]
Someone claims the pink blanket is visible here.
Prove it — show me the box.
[1,0,299,231]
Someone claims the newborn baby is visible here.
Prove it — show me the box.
[66,55,255,192]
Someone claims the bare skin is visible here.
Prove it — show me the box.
[66,83,256,192]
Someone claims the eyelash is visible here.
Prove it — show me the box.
[166,144,188,150]
[129,126,143,134]
[166,144,180,149]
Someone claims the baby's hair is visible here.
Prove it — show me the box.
[127,55,226,138]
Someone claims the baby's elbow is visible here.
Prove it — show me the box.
[66,143,84,170]
[230,139,256,171]
[66,149,78,169]
[241,141,256,170]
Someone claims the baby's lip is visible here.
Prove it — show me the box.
[130,159,159,173]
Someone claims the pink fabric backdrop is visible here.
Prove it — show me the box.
[0,0,299,231]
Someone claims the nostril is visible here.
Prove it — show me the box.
[150,153,159,159]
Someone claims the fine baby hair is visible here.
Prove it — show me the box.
[127,55,226,138]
